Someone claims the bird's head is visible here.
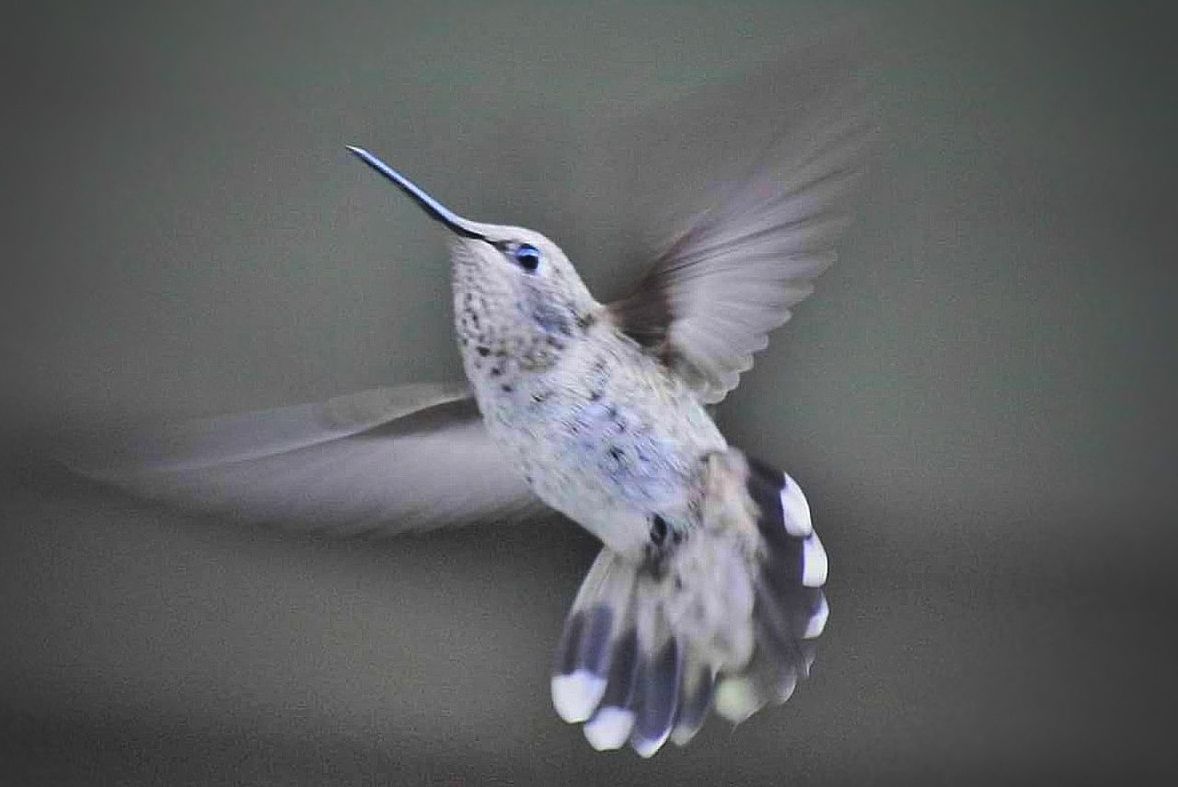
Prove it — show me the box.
[348,146,599,381]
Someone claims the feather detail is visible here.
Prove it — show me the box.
[551,448,830,755]
[607,87,870,403]
[62,384,552,536]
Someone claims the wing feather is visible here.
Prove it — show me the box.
[608,93,870,403]
[69,384,552,536]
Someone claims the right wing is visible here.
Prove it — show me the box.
[69,383,553,536]
[579,25,872,404]
[606,99,866,403]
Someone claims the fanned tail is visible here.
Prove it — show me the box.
[551,449,829,756]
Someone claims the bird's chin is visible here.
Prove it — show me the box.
[447,236,492,270]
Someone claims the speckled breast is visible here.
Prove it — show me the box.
[471,334,726,550]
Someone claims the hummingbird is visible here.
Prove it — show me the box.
[79,94,866,757]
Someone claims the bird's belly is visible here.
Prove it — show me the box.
[480,385,724,553]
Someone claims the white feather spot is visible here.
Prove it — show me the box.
[802,533,828,588]
[670,723,698,748]
[803,594,829,639]
[714,676,763,724]
[631,728,671,759]
[779,473,813,537]
[583,707,634,751]
[551,670,606,723]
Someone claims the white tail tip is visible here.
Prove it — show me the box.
[804,594,830,639]
[802,533,828,588]
[552,670,606,723]
[583,707,635,751]
[780,473,814,537]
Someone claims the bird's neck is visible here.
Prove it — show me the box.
[452,274,604,387]
[458,313,622,429]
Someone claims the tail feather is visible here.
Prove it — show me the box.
[630,619,682,757]
[551,555,636,724]
[582,628,639,751]
[669,658,714,746]
[551,449,830,756]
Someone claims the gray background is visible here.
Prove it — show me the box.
[2,1,1175,783]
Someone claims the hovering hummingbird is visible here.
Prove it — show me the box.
[81,93,866,756]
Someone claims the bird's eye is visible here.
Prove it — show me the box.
[513,243,542,273]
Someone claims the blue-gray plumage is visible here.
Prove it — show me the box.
[72,86,864,757]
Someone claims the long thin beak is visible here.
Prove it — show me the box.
[346,145,486,240]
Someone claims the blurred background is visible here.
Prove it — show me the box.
[2,1,1175,783]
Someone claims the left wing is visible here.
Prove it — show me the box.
[69,383,553,536]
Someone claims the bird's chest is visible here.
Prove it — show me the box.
[471,341,725,549]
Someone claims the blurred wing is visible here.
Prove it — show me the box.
[607,92,870,404]
[71,383,552,536]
